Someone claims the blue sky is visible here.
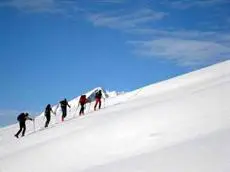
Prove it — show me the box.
[0,0,230,127]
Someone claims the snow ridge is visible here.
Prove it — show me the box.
[0,60,230,172]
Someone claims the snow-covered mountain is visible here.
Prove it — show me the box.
[0,60,230,172]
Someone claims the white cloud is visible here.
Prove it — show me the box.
[163,0,230,9]
[128,37,230,67]
[0,0,126,13]
[129,29,230,45]
[127,28,230,67]
[93,0,126,3]
[87,9,167,30]
[129,29,218,39]
[1,0,229,67]
[0,0,63,13]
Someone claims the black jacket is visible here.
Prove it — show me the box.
[17,113,32,123]
[95,91,102,99]
[45,105,53,116]
[60,99,70,108]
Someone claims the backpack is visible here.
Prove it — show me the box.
[45,105,51,114]
[17,113,24,122]
[60,100,66,107]
[95,91,102,99]
[79,95,87,104]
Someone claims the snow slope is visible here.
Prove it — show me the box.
[0,60,230,172]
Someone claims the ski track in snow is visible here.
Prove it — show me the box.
[0,60,230,172]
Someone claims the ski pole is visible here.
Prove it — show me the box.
[103,98,106,109]
[87,102,91,113]
[33,118,36,132]
[75,104,79,117]
[54,104,59,114]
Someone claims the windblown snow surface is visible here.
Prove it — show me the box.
[0,60,230,172]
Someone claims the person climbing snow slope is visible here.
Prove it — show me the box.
[59,98,71,121]
[94,90,103,111]
[78,95,88,116]
[15,113,33,138]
